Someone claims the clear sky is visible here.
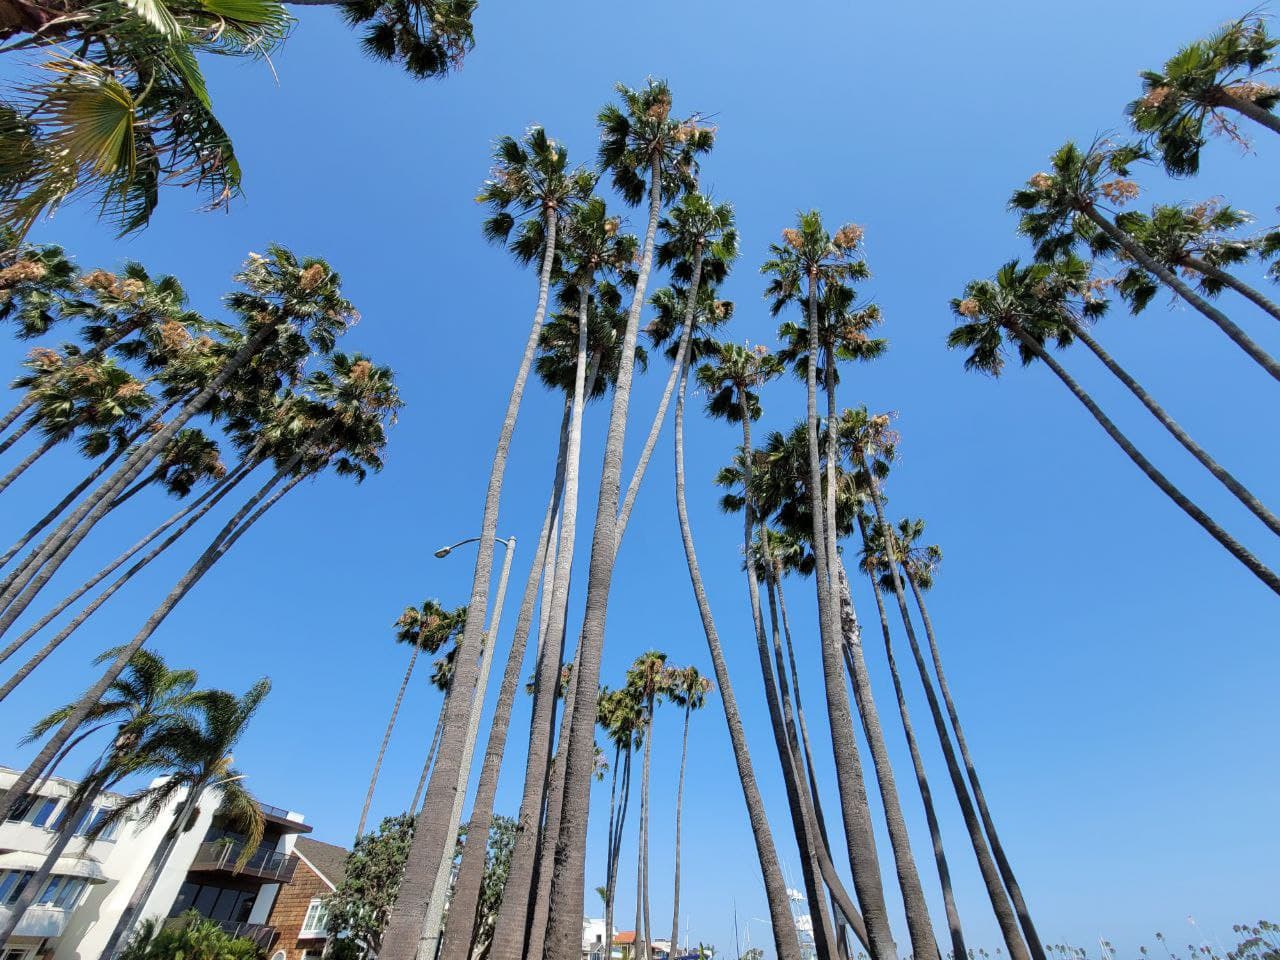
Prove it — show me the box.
[1,1,1277,958]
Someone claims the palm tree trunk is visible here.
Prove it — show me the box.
[0,412,37,457]
[669,701,691,960]
[543,151,669,960]
[1009,323,1280,594]
[634,761,645,958]
[0,393,35,441]
[740,401,836,960]
[1065,317,1279,536]
[802,274,896,960]
[855,526,965,960]
[0,459,254,677]
[0,455,305,824]
[833,557,938,960]
[639,701,654,960]
[604,749,632,960]
[1083,206,1280,381]
[0,784,98,945]
[857,456,1033,960]
[1182,255,1280,324]
[438,404,572,960]
[604,740,621,939]
[671,353,804,960]
[0,427,62,491]
[356,645,422,840]
[100,787,203,959]
[0,416,147,572]
[906,571,1043,960]
[410,705,447,818]
[382,204,560,960]
[0,321,278,636]
[1212,87,1280,136]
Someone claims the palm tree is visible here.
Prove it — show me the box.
[1011,141,1280,381]
[667,665,710,960]
[382,126,593,960]
[0,647,197,946]
[844,410,1036,960]
[1112,200,1280,323]
[355,600,464,839]
[0,351,399,824]
[97,676,272,959]
[854,516,966,960]
[539,79,715,960]
[761,210,899,960]
[624,651,669,960]
[597,685,642,960]
[947,261,1280,595]
[887,517,1046,960]
[0,246,358,641]
[1127,14,1279,176]
[670,314,804,960]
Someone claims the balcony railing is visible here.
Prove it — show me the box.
[165,916,277,950]
[188,841,298,882]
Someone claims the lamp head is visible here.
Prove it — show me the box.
[433,547,451,558]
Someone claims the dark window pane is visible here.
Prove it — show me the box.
[29,799,58,829]
[193,885,220,917]
[170,882,200,917]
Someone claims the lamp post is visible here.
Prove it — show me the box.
[419,533,516,960]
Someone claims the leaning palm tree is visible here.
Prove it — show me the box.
[0,246,358,642]
[666,665,710,960]
[536,80,716,960]
[355,599,464,838]
[1011,141,1280,381]
[761,210,899,960]
[0,351,399,824]
[844,409,1037,960]
[1127,13,1279,176]
[96,677,272,959]
[382,126,593,960]
[948,260,1279,595]
[0,647,197,946]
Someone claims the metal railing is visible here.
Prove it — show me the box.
[188,840,298,882]
[165,916,277,950]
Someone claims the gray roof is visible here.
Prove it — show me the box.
[295,837,349,887]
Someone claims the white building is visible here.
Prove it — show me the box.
[583,917,612,960]
[0,766,310,960]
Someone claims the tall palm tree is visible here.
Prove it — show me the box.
[844,409,1036,960]
[666,665,710,960]
[97,676,272,959]
[855,517,965,960]
[471,198,634,960]
[671,305,804,960]
[948,260,1279,595]
[1127,14,1279,176]
[0,351,399,824]
[1011,141,1280,381]
[382,126,593,960]
[540,79,715,960]
[0,648,197,946]
[761,210,898,960]
[597,685,641,960]
[356,600,464,839]
[0,246,357,641]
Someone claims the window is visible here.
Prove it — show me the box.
[0,870,35,906]
[300,899,330,937]
[3,794,37,822]
[28,798,58,829]
[36,876,87,910]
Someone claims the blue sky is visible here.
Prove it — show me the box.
[1,1,1277,958]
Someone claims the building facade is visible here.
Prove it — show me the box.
[0,766,314,960]
[263,838,349,960]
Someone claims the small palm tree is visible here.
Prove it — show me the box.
[948,260,1279,595]
[1127,14,1280,176]
[355,599,463,838]
[625,651,669,960]
[0,648,197,946]
[597,685,642,960]
[666,665,711,960]
[97,677,272,959]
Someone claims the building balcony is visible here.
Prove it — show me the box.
[187,841,299,883]
[0,903,71,939]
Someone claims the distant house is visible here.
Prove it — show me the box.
[263,837,349,960]
[610,934,672,960]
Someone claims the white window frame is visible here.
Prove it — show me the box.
[300,898,329,937]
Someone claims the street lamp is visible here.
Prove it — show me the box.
[419,532,516,960]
